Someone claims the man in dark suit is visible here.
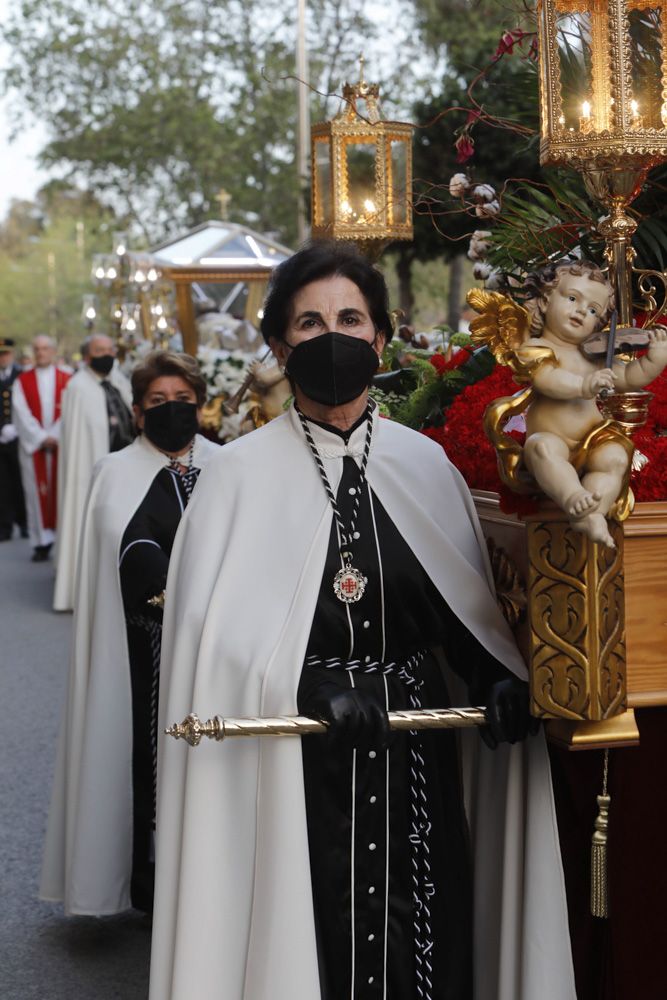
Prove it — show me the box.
[0,338,27,541]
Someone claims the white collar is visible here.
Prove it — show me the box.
[287,401,379,459]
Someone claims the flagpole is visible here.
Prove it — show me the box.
[296,0,310,243]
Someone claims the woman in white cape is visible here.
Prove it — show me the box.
[41,350,219,916]
[151,244,575,1000]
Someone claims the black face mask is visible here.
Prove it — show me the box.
[90,354,115,376]
[142,401,199,453]
[285,332,380,407]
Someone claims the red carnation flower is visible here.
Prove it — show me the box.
[429,353,448,375]
[429,349,471,375]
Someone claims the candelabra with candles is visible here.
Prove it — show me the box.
[310,57,414,259]
[87,233,178,351]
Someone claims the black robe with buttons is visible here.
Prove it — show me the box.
[298,423,508,1000]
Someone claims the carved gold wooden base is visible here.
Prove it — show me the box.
[470,492,650,748]
[526,512,627,723]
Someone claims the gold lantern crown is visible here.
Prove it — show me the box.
[311,57,414,257]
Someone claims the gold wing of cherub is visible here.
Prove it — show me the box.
[466,289,530,368]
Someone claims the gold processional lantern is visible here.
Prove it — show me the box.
[538,0,667,325]
[310,61,414,259]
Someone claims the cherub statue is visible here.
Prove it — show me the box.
[246,356,291,423]
[468,259,667,548]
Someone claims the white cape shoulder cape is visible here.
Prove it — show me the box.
[41,433,219,914]
[150,407,575,1000]
[54,364,132,612]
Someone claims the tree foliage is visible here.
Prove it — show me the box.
[2,0,382,245]
[0,183,117,350]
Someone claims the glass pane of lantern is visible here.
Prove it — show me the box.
[314,138,332,226]
[390,140,408,225]
[628,6,664,129]
[344,140,377,222]
[555,7,594,131]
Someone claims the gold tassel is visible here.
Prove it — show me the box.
[591,749,610,919]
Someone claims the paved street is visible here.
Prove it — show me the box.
[0,536,150,999]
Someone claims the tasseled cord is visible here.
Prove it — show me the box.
[591,748,611,919]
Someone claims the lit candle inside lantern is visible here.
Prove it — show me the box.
[579,100,593,134]
[363,198,376,214]
[340,199,353,217]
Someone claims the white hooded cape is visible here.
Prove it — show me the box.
[150,407,575,1000]
[40,433,219,915]
[53,364,132,612]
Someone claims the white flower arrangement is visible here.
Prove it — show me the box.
[197,346,255,399]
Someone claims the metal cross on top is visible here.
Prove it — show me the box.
[215,188,231,221]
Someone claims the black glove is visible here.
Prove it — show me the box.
[299,682,391,750]
[481,676,536,750]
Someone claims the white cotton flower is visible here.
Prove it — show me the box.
[468,230,492,260]
[475,199,500,218]
[484,268,503,290]
[471,229,492,249]
[472,183,496,203]
[473,261,493,280]
[448,173,470,198]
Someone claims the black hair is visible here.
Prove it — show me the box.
[260,240,393,345]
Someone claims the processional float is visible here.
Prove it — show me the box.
[470,0,667,924]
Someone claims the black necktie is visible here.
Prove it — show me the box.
[101,380,134,452]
